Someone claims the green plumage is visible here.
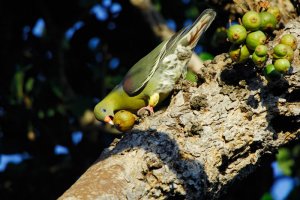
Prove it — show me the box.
[94,9,216,123]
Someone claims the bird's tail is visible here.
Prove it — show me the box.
[183,9,216,48]
[167,9,216,50]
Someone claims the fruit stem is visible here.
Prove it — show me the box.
[238,17,242,25]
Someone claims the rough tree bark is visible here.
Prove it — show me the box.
[59,17,300,199]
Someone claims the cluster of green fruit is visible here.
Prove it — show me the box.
[226,7,297,80]
[227,8,280,63]
[264,34,297,80]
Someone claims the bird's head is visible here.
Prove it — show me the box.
[94,102,114,125]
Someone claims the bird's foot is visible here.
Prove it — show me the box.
[137,105,154,117]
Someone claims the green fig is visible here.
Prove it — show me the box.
[229,45,241,61]
[259,11,277,31]
[229,44,250,63]
[280,34,297,50]
[284,46,294,62]
[273,44,288,57]
[246,31,267,50]
[113,110,137,132]
[267,6,281,22]
[252,52,267,66]
[264,64,282,81]
[242,11,261,31]
[239,45,250,62]
[264,64,275,75]
[273,44,294,62]
[274,58,291,73]
[227,24,247,44]
[255,45,268,56]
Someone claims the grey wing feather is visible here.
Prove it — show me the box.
[122,9,216,96]
[122,41,167,96]
[122,31,187,96]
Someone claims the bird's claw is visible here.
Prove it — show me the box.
[137,106,154,117]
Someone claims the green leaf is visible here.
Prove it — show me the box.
[56,104,66,115]
[11,69,25,104]
[185,69,198,83]
[261,192,273,200]
[199,52,214,61]
[25,77,35,93]
[292,145,300,157]
[276,148,291,161]
[185,7,199,19]
[51,82,64,99]
[278,160,294,176]
[38,110,45,119]
[276,148,294,176]
[153,2,161,11]
[47,109,55,117]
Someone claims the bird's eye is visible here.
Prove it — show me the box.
[102,108,106,112]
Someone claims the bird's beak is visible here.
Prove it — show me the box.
[104,116,114,125]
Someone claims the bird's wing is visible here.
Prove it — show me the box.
[122,28,192,97]
[122,9,216,96]
[122,40,167,96]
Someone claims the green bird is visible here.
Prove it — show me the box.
[94,9,216,125]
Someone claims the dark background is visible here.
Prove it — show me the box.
[0,0,299,199]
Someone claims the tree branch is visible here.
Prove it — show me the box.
[59,17,300,200]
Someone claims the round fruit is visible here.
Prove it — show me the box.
[273,44,288,57]
[229,45,240,61]
[113,110,136,132]
[264,64,282,81]
[280,34,297,50]
[239,45,250,62]
[252,52,267,66]
[259,11,277,31]
[255,45,268,56]
[274,58,291,73]
[229,44,250,63]
[246,31,267,50]
[242,11,261,31]
[267,6,281,22]
[284,46,294,62]
[264,64,275,75]
[227,24,247,44]
[273,44,294,62]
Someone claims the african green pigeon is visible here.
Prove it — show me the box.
[94,9,216,125]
